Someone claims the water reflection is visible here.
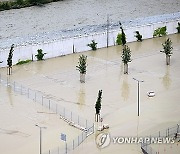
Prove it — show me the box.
[162,66,171,90]
[121,75,130,101]
[77,85,86,109]
[6,76,13,106]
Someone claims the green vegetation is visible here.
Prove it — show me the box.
[95,90,102,115]
[16,59,32,65]
[135,31,142,42]
[76,55,87,74]
[87,40,97,51]
[122,45,132,74]
[153,26,167,37]
[160,38,173,65]
[35,49,46,61]
[122,45,132,64]
[160,38,173,56]
[7,44,14,75]
[0,0,63,11]
[116,22,126,45]
[116,33,123,45]
[176,22,180,33]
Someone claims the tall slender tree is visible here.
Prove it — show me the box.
[119,22,126,45]
[7,44,14,75]
[95,90,103,122]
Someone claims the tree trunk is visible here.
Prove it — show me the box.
[95,113,100,122]
[124,63,128,74]
[80,73,85,83]
[7,67,12,75]
[166,55,170,65]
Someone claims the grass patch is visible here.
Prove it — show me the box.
[0,0,63,11]
[16,59,32,65]
[153,26,167,37]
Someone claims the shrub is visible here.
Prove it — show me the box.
[116,33,123,45]
[153,26,167,37]
[176,22,180,33]
[16,59,32,65]
[35,49,46,61]
[0,2,11,10]
[17,0,24,6]
[87,40,97,51]
[135,31,142,42]
[116,22,126,45]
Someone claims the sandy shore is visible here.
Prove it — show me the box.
[0,0,180,49]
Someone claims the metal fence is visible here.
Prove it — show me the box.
[141,124,180,154]
[0,74,94,154]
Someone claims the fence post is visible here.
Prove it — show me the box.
[86,120,87,128]
[73,140,74,150]
[42,96,44,105]
[78,115,79,125]
[64,107,65,117]
[49,100,50,110]
[168,128,169,136]
[14,81,15,91]
[21,85,22,95]
[159,131,160,137]
[7,77,8,86]
[28,88,29,98]
[177,124,179,133]
[71,112,72,121]
[49,150,50,154]
[56,104,57,114]
[34,92,36,102]
[78,135,79,146]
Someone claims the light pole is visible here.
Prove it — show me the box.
[35,124,47,154]
[133,78,144,116]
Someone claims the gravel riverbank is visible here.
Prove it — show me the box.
[0,0,180,49]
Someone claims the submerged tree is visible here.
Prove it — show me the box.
[95,90,102,122]
[160,38,173,65]
[122,45,132,74]
[76,55,87,83]
[7,44,14,75]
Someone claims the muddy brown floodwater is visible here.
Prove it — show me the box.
[0,34,180,153]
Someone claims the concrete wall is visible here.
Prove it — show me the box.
[0,19,179,67]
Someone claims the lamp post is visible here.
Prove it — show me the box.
[35,124,47,154]
[133,78,144,116]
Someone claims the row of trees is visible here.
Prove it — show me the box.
[76,23,175,121]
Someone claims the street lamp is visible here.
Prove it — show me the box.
[133,78,144,116]
[35,124,47,154]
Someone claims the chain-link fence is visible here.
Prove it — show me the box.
[141,124,180,154]
[0,74,94,154]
